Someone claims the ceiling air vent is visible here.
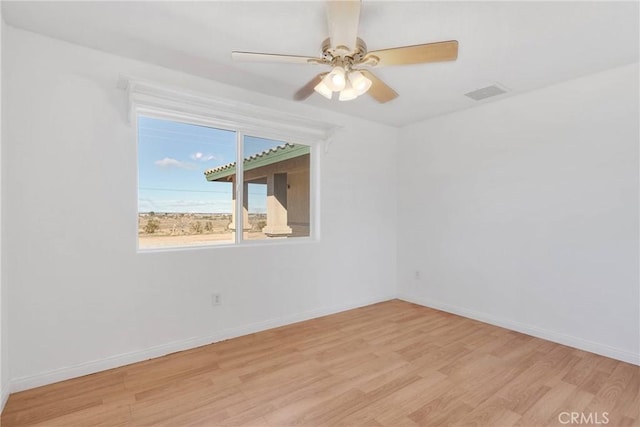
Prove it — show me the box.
[464,84,508,101]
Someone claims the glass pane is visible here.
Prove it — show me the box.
[137,116,236,249]
[243,136,311,241]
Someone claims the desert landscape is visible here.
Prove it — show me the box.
[138,212,268,248]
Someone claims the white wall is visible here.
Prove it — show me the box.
[2,26,398,390]
[0,6,7,413]
[398,63,639,364]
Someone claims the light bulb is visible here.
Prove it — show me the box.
[349,70,372,96]
[313,79,332,99]
[324,66,346,91]
[338,80,358,101]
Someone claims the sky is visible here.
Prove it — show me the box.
[137,116,282,214]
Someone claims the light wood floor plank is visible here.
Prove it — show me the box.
[2,300,638,426]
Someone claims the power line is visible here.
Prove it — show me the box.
[139,124,234,140]
[138,133,234,149]
[139,186,266,196]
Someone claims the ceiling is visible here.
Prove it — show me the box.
[2,1,638,127]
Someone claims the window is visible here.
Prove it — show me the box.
[137,115,312,250]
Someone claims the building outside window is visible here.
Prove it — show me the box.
[137,115,312,250]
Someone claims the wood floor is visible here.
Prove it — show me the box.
[2,300,638,426]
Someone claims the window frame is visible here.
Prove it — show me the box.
[134,107,320,251]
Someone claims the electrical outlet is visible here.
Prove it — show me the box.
[211,293,222,306]
[414,270,421,280]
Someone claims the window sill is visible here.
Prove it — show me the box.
[136,236,320,254]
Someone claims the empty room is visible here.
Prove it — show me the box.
[0,1,638,426]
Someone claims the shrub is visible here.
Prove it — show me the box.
[144,218,160,234]
[190,221,203,234]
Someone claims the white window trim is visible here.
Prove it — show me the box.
[120,76,335,251]
[118,75,338,144]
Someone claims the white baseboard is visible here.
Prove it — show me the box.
[398,294,640,366]
[9,295,394,393]
[11,292,635,396]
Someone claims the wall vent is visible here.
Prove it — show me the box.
[464,84,508,101]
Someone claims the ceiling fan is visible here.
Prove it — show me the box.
[231,0,458,103]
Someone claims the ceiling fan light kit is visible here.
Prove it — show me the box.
[325,66,347,91]
[314,66,372,100]
[232,0,458,104]
[338,79,358,101]
[313,77,333,99]
[349,70,372,95]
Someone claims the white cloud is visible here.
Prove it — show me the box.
[190,152,218,162]
[154,157,196,170]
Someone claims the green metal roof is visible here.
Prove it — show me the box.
[204,143,310,181]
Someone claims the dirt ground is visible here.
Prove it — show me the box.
[138,213,268,249]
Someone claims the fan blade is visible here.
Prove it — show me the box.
[232,51,324,65]
[364,40,458,67]
[360,70,398,103]
[326,0,361,52]
[294,74,327,101]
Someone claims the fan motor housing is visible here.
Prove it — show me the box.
[321,37,367,65]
